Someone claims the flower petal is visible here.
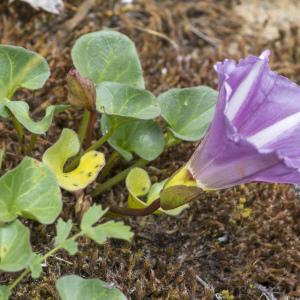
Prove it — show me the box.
[189,50,300,189]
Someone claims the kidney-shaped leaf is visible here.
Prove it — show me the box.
[126,167,151,197]
[101,115,165,161]
[42,129,105,191]
[0,285,11,300]
[56,275,127,300]
[0,157,62,224]
[72,30,144,88]
[158,86,217,141]
[0,220,33,272]
[5,101,68,134]
[96,82,160,119]
[0,45,49,100]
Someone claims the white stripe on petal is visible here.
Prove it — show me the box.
[226,60,264,121]
[259,50,271,60]
[247,111,300,148]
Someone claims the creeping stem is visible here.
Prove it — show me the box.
[108,199,161,217]
[9,232,83,291]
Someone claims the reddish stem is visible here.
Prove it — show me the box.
[108,199,161,217]
[85,110,97,148]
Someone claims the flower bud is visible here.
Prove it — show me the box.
[66,69,96,111]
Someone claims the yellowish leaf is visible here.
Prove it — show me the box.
[43,129,105,191]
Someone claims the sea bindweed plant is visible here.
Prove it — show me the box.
[1,28,300,298]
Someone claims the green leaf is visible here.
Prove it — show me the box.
[42,129,105,191]
[81,205,133,245]
[56,275,127,300]
[61,240,78,256]
[125,167,151,197]
[5,101,68,134]
[96,82,160,119]
[85,221,133,245]
[0,104,9,118]
[126,169,187,216]
[0,157,62,224]
[125,167,157,212]
[81,205,108,232]
[0,45,63,134]
[55,219,73,246]
[158,86,217,141]
[29,253,43,279]
[101,115,165,161]
[0,148,4,170]
[146,180,168,204]
[72,30,144,88]
[55,219,78,255]
[0,45,49,100]
[0,220,33,272]
[0,285,11,300]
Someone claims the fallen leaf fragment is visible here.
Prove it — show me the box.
[10,0,64,14]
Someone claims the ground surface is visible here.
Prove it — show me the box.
[0,0,300,299]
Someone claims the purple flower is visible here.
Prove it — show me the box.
[188,50,300,190]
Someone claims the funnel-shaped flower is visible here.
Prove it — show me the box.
[188,50,300,190]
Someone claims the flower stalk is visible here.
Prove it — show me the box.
[78,109,90,145]
[84,109,97,148]
[108,199,161,217]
